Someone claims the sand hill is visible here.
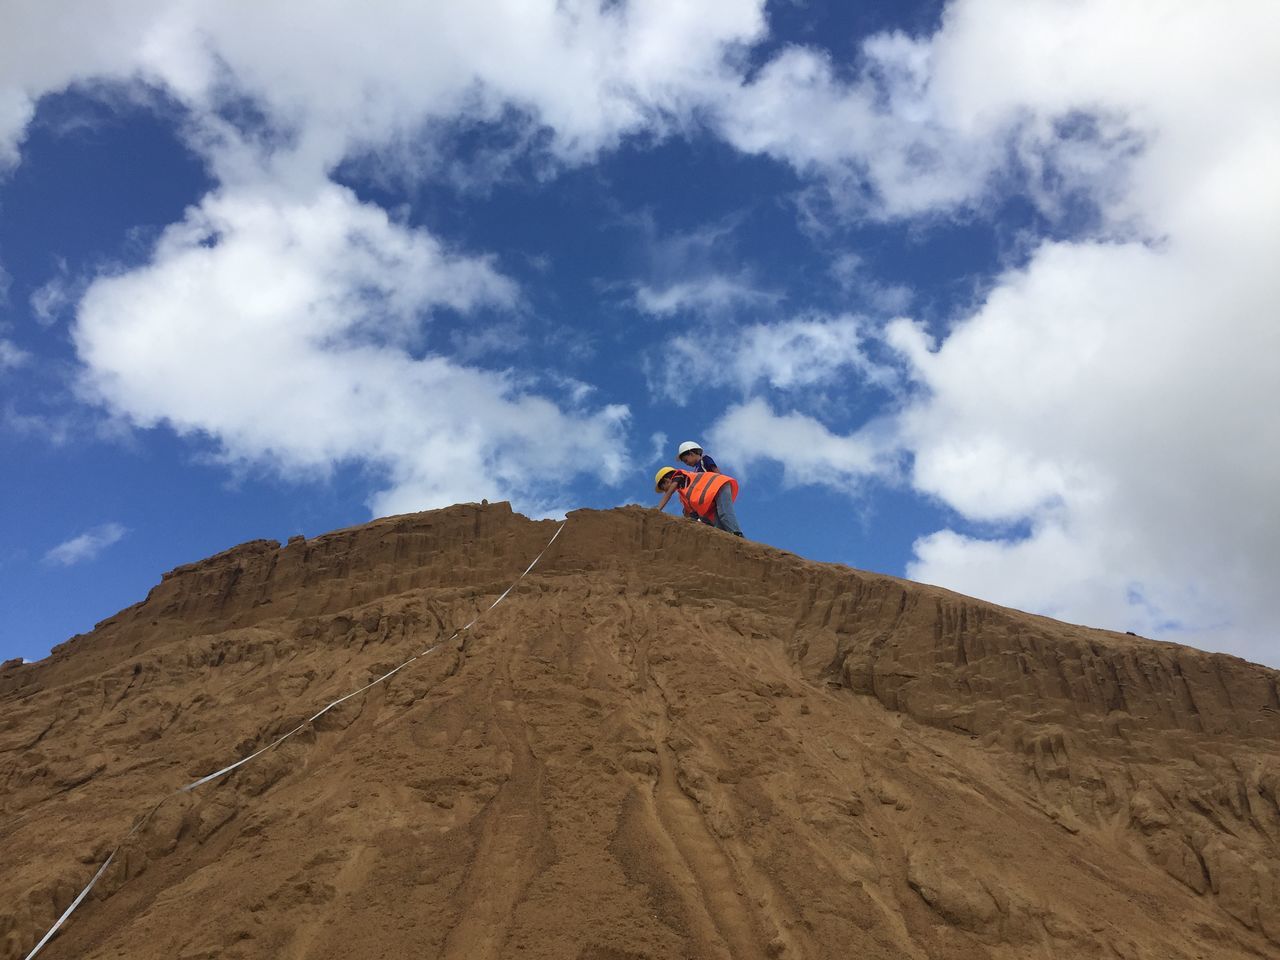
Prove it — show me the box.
[2,503,1279,959]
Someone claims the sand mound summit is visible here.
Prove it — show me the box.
[3,503,1279,959]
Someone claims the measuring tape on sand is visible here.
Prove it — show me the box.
[23,518,567,960]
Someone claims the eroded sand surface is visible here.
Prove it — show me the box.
[3,503,1279,959]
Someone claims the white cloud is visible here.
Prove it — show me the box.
[905,523,1211,635]
[1,0,767,517]
[74,183,629,513]
[2,405,77,445]
[717,37,1000,219]
[706,1,1280,660]
[0,338,29,370]
[892,229,1279,655]
[710,2,1276,230]
[634,273,777,318]
[689,1,1280,661]
[29,262,79,327]
[629,218,779,320]
[0,1,768,177]
[29,282,67,327]
[0,88,33,169]
[44,522,127,566]
[878,1,1280,660]
[708,397,893,491]
[830,254,913,314]
[549,375,597,406]
[657,313,895,402]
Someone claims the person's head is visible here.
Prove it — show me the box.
[677,440,703,466]
[654,466,686,492]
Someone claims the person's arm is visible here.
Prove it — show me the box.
[657,487,674,511]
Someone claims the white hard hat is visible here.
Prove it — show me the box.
[677,440,703,456]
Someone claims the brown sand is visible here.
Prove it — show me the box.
[2,502,1278,959]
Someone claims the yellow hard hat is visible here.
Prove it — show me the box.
[654,466,677,492]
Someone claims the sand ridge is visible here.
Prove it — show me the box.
[2,502,1278,959]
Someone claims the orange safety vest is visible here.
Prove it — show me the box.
[674,468,738,521]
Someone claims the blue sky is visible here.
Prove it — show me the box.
[1,0,1277,667]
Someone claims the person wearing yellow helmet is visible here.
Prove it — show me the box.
[658,440,718,515]
[654,465,743,537]
[655,466,689,516]
[654,467,679,492]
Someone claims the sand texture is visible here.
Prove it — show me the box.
[3,502,1279,959]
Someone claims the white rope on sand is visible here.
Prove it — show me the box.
[23,518,567,960]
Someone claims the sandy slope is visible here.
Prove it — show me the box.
[2,503,1278,959]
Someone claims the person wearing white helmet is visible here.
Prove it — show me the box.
[676,440,717,474]
[657,441,718,514]
[654,441,743,537]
